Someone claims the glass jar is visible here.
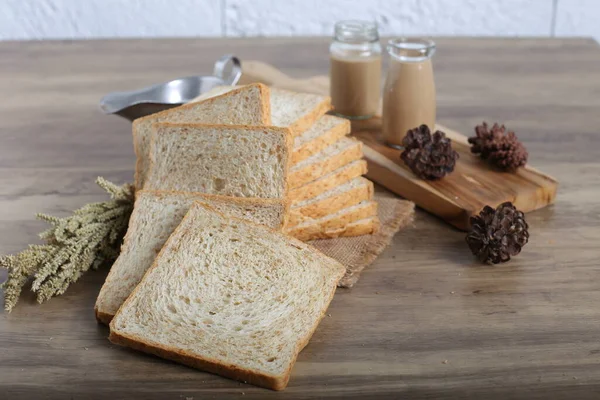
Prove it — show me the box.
[329,20,382,120]
[382,38,436,147]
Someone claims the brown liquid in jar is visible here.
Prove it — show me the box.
[330,54,381,119]
[382,47,436,147]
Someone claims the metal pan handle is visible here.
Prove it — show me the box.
[213,55,242,86]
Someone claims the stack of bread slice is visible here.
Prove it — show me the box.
[96,83,352,390]
[193,84,380,241]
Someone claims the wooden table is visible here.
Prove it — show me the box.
[1,38,599,399]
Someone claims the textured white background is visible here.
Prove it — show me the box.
[0,0,598,42]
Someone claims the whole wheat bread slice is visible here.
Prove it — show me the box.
[145,123,292,198]
[192,86,332,137]
[309,216,381,241]
[286,200,378,241]
[292,115,350,164]
[289,159,367,202]
[288,177,374,226]
[95,191,289,325]
[289,137,363,189]
[270,88,331,135]
[133,83,271,189]
[109,202,345,391]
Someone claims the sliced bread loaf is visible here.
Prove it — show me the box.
[286,200,378,241]
[145,123,292,198]
[289,137,363,189]
[288,177,374,226]
[109,202,345,390]
[95,191,288,325]
[289,159,367,202]
[292,115,350,164]
[133,83,271,189]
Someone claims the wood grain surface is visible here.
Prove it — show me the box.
[1,38,600,400]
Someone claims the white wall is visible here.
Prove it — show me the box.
[0,0,598,42]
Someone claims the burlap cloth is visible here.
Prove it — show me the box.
[311,193,414,288]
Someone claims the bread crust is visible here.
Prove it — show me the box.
[133,83,271,190]
[292,117,350,164]
[286,201,378,241]
[290,160,367,202]
[302,216,380,241]
[288,96,332,137]
[109,202,344,390]
[289,138,363,189]
[145,123,294,199]
[288,178,374,226]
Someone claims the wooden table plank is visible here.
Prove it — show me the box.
[1,37,600,399]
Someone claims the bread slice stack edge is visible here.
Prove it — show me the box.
[193,84,380,241]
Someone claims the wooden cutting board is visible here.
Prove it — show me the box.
[241,61,558,230]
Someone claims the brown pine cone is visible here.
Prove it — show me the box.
[400,125,459,180]
[466,202,529,264]
[468,122,528,171]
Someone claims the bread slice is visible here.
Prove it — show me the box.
[109,202,345,391]
[288,177,374,226]
[145,123,292,198]
[133,83,271,189]
[192,86,332,137]
[270,88,332,136]
[95,191,289,325]
[312,216,381,241]
[292,115,350,164]
[289,137,363,189]
[290,160,368,202]
[286,200,378,241]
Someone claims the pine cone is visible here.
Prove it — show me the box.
[466,202,529,264]
[468,122,528,171]
[400,125,459,180]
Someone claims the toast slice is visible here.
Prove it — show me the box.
[311,216,381,241]
[145,123,293,198]
[286,200,378,241]
[289,137,363,189]
[270,88,332,135]
[292,115,350,164]
[133,83,271,189]
[290,160,368,202]
[109,202,345,390]
[192,86,332,137]
[95,191,289,325]
[288,177,374,226]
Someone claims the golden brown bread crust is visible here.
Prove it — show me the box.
[288,96,332,137]
[292,117,350,164]
[290,160,367,202]
[288,179,374,226]
[109,202,344,391]
[95,308,114,325]
[109,329,289,390]
[286,201,378,241]
[301,217,380,241]
[289,139,363,189]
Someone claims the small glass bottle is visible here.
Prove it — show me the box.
[382,38,436,147]
[329,20,382,120]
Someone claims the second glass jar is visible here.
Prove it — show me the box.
[382,38,437,147]
[329,20,382,120]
